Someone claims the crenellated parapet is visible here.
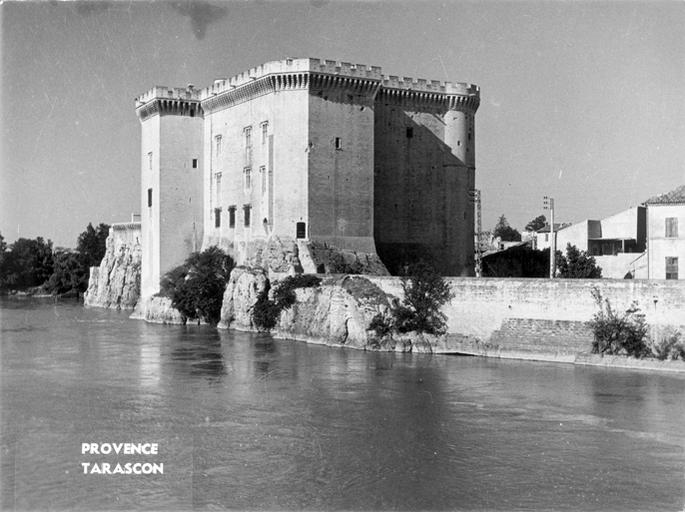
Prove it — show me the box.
[379,76,479,112]
[198,58,479,115]
[135,86,203,122]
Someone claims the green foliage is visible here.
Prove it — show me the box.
[648,327,685,361]
[160,247,235,325]
[45,250,88,295]
[77,223,110,267]
[393,261,452,335]
[493,215,522,242]
[589,288,648,358]
[556,244,602,278]
[525,215,547,232]
[1,237,54,290]
[252,274,322,330]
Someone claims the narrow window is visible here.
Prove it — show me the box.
[147,188,152,207]
[228,206,236,228]
[192,158,198,169]
[214,208,221,228]
[215,172,222,203]
[296,222,306,239]
[244,167,251,190]
[665,217,678,238]
[147,152,153,170]
[666,257,678,280]
[244,204,251,227]
[244,126,252,165]
[215,135,222,157]
[260,166,266,194]
[335,137,342,150]
[406,127,413,138]
[261,122,268,145]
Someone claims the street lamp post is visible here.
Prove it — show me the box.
[543,196,556,278]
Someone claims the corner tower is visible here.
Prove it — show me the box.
[373,79,480,275]
[135,86,204,298]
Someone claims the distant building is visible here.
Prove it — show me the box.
[645,185,685,280]
[534,207,647,278]
[534,223,569,252]
[135,58,480,297]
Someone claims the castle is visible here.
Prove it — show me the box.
[135,58,480,298]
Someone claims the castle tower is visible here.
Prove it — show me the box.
[373,80,480,275]
[135,87,204,298]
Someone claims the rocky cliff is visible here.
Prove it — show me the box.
[217,268,453,352]
[129,295,184,324]
[84,223,141,310]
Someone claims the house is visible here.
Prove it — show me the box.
[645,185,685,280]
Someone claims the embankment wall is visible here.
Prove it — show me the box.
[367,277,685,362]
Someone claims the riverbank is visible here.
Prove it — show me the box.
[126,268,685,373]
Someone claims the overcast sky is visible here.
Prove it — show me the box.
[2,0,684,247]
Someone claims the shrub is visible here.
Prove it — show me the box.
[393,261,452,335]
[556,244,602,278]
[589,288,648,357]
[369,313,393,338]
[252,274,322,330]
[160,247,234,325]
[648,327,685,361]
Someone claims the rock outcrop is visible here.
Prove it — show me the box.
[130,296,184,324]
[217,268,452,352]
[218,266,269,330]
[84,223,141,310]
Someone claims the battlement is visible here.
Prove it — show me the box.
[198,58,479,103]
[135,86,201,108]
[200,58,384,99]
[381,76,479,96]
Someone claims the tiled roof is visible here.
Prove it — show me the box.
[645,185,685,205]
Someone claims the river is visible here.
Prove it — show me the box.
[1,298,684,511]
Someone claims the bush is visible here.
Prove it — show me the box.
[160,247,234,325]
[393,261,452,335]
[648,327,685,361]
[369,313,393,338]
[252,274,322,330]
[556,244,602,278]
[589,288,648,357]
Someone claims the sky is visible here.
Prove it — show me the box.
[1,0,684,248]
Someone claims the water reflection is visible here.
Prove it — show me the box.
[169,328,226,379]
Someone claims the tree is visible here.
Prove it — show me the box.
[525,215,547,232]
[45,250,88,295]
[2,237,54,290]
[77,223,110,268]
[161,247,235,325]
[493,215,522,242]
[556,244,602,278]
[393,261,453,335]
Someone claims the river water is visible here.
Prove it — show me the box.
[1,298,684,511]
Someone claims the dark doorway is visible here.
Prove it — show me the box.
[296,222,306,239]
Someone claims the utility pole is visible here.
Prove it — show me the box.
[543,196,555,278]
[470,189,482,277]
